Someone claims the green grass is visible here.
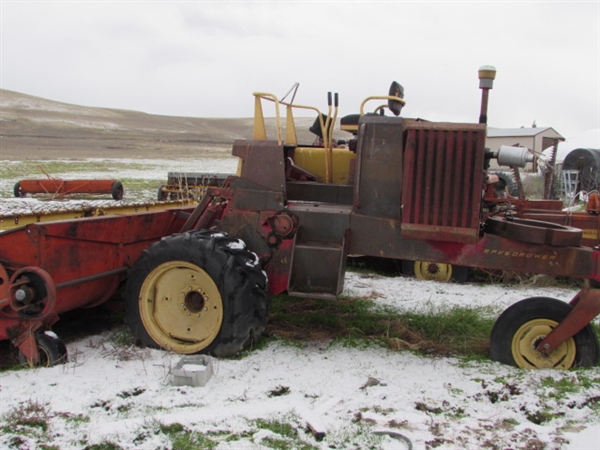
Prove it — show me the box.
[108,326,135,347]
[252,417,318,450]
[158,423,218,450]
[83,442,123,450]
[267,294,494,359]
[1,400,51,435]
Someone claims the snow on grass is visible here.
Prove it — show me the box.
[1,275,599,449]
[0,157,238,213]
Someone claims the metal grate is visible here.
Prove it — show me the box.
[401,121,486,244]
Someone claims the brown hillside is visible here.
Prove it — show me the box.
[0,90,319,160]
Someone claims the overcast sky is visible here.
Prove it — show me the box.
[1,1,599,139]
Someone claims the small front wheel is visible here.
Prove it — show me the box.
[490,297,599,369]
[18,332,68,367]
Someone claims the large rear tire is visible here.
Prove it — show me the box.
[490,297,599,369]
[125,230,270,357]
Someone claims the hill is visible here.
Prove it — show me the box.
[0,90,317,160]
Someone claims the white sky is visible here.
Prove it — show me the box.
[1,1,599,139]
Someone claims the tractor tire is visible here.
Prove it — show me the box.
[18,332,68,367]
[490,297,599,369]
[402,260,469,283]
[125,230,270,357]
[111,181,124,200]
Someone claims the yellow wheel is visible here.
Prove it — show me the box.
[126,230,270,357]
[511,319,576,369]
[404,260,469,283]
[138,260,223,354]
[490,297,599,369]
[414,261,452,282]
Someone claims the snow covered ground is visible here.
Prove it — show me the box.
[1,273,599,450]
[0,157,239,211]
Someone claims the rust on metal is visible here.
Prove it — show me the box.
[485,216,583,247]
[0,208,192,352]
[16,179,124,200]
[537,287,600,356]
[401,121,486,244]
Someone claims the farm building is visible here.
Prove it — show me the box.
[486,126,564,172]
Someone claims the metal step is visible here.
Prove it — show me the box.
[288,238,346,299]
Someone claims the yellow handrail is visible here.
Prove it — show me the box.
[360,95,406,116]
[253,92,282,144]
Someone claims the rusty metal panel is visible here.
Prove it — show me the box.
[232,140,286,193]
[288,240,346,299]
[0,208,191,334]
[348,214,405,258]
[401,121,486,244]
[286,203,350,299]
[288,203,352,244]
[353,116,404,219]
[518,210,600,248]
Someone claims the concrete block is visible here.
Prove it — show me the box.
[172,355,213,387]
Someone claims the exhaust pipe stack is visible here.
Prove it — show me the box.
[478,65,496,125]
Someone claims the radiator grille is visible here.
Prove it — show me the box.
[401,122,486,244]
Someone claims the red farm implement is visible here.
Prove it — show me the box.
[14,178,124,200]
[1,66,599,369]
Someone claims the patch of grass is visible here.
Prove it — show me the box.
[252,417,318,450]
[108,326,135,347]
[402,307,493,357]
[1,399,51,435]
[591,322,600,339]
[326,422,383,449]
[524,408,560,425]
[83,442,123,450]
[267,295,494,359]
[253,418,298,440]
[56,411,90,424]
[541,372,600,403]
[158,422,218,450]
[541,375,580,400]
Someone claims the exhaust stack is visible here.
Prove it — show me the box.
[478,65,496,124]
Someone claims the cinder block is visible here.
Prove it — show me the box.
[172,355,213,387]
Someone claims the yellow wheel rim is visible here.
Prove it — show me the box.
[38,346,51,367]
[414,261,452,282]
[139,260,223,354]
[511,318,576,369]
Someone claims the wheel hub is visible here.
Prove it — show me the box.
[184,290,207,314]
[139,260,223,354]
[415,261,452,282]
[512,319,576,369]
[426,263,440,275]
